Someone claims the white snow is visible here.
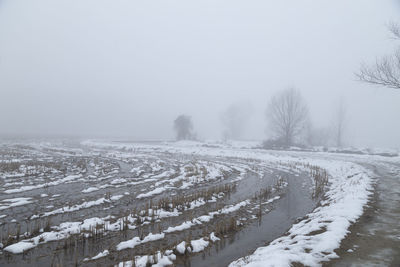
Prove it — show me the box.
[85,140,379,266]
[38,197,108,217]
[110,178,127,185]
[164,221,197,233]
[82,187,99,193]
[4,174,82,194]
[0,197,33,211]
[4,217,107,253]
[174,237,210,255]
[210,232,220,242]
[137,187,168,199]
[116,251,176,267]
[110,195,123,201]
[229,162,374,267]
[116,233,165,251]
[191,238,209,253]
[90,249,109,260]
[4,241,36,253]
[176,241,186,254]
[221,200,249,214]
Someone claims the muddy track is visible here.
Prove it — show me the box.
[327,161,400,267]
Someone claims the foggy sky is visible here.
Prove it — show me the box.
[0,0,399,149]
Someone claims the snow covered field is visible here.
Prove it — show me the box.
[0,139,397,266]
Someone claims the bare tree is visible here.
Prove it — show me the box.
[220,102,252,141]
[357,52,400,89]
[266,88,309,147]
[333,100,346,148]
[356,23,400,89]
[388,21,400,40]
[173,115,193,140]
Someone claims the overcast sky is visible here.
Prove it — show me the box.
[0,0,399,148]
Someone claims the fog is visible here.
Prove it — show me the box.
[0,0,399,149]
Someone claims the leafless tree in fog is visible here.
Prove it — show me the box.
[356,22,400,89]
[333,100,346,148]
[174,115,193,140]
[220,103,252,141]
[266,88,309,147]
[388,22,400,40]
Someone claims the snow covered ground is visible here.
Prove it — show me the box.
[85,140,395,266]
[0,139,397,266]
[230,161,373,266]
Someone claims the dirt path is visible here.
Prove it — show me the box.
[327,162,400,266]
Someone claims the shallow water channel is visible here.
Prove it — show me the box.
[177,171,319,267]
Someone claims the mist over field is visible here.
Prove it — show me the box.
[0,0,400,149]
[1,2,400,266]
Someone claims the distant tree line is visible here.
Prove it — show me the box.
[173,22,398,148]
[263,88,346,149]
[173,89,347,150]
